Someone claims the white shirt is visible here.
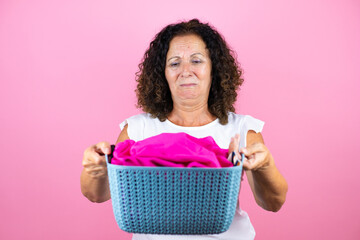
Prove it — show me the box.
[120,112,264,240]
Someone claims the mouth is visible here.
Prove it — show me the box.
[180,83,197,87]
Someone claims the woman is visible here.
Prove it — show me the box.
[81,19,288,240]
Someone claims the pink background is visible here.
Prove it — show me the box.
[1,0,359,239]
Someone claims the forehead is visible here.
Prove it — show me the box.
[167,34,208,56]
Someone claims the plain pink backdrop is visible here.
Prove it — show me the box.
[1,0,359,239]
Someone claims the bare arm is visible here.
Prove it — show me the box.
[244,131,288,212]
[80,125,130,203]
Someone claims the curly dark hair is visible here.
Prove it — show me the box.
[136,19,243,124]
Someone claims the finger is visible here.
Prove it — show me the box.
[83,150,106,166]
[228,138,236,154]
[228,134,240,153]
[241,143,266,157]
[85,165,107,175]
[94,142,112,155]
[242,151,270,171]
[242,159,251,170]
[85,167,108,178]
[242,154,264,170]
[242,154,256,170]
[82,158,106,168]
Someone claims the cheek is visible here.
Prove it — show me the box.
[199,66,212,83]
[165,69,179,82]
[165,69,176,87]
[198,63,211,76]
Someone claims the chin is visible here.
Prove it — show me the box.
[178,93,199,100]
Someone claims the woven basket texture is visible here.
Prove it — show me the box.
[106,158,242,235]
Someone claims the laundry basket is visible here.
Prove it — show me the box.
[105,154,242,235]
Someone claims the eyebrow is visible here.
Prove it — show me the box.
[167,53,204,62]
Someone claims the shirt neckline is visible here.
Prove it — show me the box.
[165,118,219,129]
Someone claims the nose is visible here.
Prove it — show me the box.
[180,62,192,78]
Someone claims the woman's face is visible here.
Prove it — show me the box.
[165,34,212,106]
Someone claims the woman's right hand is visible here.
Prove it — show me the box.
[81,128,126,202]
[82,142,112,179]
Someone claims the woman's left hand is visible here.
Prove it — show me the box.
[228,134,273,171]
[229,133,287,212]
[241,142,273,171]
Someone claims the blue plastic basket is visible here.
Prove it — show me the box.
[105,154,243,235]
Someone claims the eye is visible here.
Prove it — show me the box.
[192,59,202,64]
[169,62,179,67]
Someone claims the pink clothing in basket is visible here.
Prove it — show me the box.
[111,132,232,168]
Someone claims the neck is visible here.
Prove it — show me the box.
[168,101,216,127]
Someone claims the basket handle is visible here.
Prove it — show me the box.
[105,144,115,165]
[228,151,244,168]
